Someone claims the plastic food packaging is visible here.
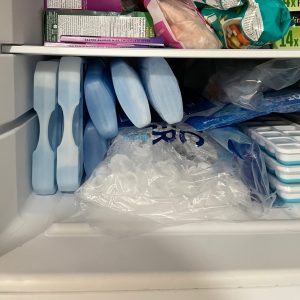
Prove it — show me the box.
[111,59,151,128]
[137,57,183,124]
[57,57,84,192]
[185,88,300,132]
[84,60,118,139]
[44,10,155,43]
[77,124,272,235]
[83,121,109,178]
[208,126,274,206]
[32,60,62,195]
[194,0,246,10]
[201,0,292,49]
[144,0,221,48]
[205,59,300,110]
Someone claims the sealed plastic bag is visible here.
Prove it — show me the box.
[206,59,300,110]
[144,0,221,48]
[201,0,292,49]
[195,0,246,10]
[185,88,300,131]
[77,123,272,235]
[208,126,274,205]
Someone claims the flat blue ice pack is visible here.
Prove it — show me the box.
[111,58,151,128]
[32,60,62,195]
[185,88,300,132]
[137,57,183,125]
[85,60,118,139]
[57,57,84,192]
[84,120,108,178]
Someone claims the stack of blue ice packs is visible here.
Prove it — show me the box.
[33,57,84,194]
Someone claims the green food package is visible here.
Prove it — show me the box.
[201,0,293,49]
[274,13,300,48]
[195,0,246,10]
[283,0,300,12]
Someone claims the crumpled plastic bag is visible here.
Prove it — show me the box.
[201,0,292,49]
[145,0,221,48]
[77,123,272,235]
[205,59,300,110]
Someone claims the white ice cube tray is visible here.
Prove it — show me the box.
[242,116,300,165]
[269,174,300,203]
[264,153,300,184]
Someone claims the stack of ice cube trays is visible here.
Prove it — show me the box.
[241,114,300,204]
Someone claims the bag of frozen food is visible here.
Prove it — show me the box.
[201,0,293,49]
[144,0,222,48]
[194,0,246,10]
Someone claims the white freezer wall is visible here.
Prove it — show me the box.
[0,0,43,45]
[0,113,38,233]
[0,55,40,126]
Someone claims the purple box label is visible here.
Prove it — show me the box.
[85,0,122,11]
[45,0,123,11]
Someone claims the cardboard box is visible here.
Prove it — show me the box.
[44,0,144,12]
[44,10,155,43]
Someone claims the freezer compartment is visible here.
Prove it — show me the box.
[0,112,38,234]
[0,55,40,126]
[0,0,43,45]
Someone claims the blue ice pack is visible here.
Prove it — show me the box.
[32,60,62,195]
[84,120,108,178]
[111,58,151,128]
[185,88,300,132]
[137,57,183,125]
[57,57,84,192]
[85,60,118,139]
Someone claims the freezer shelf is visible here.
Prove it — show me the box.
[3,45,300,58]
[1,191,300,294]
[2,214,300,293]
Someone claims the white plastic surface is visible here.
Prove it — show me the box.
[2,193,300,294]
[0,55,40,126]
[0,0,43,44]
[0,113,38,234]
[4,45,300,58]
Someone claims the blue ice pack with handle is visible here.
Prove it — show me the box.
[32,60,62,195]
[57,57,84,192]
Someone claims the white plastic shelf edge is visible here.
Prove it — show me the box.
[2,45,300,58]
